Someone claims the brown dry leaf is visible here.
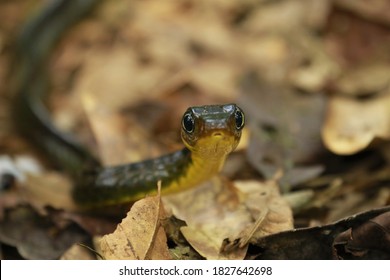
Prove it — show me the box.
[232,180,294,247]
[242,0,330,33]
[75,48,166,166]
[334,64,390,96]
[164,178,250,259]
[288,34,340,92]
[180,225,247,260]
[163,176,293,259]
[253,206,390,259]
[239,35,291,83]
[74,47,165,110]
[336,212,390,255]
[20,173,118,236]
[322,89,390,155]
[0,206,88,259]
[240,74,326,186]
[80,91,161,166]
[326,187,390,223]
[189,59,239,100]
[22,172,78,213]
[0,190,22,220]
[99,189,171,260]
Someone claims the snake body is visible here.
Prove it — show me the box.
[13,0,245,211]
[14,0,100,175]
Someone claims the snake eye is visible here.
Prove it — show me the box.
[182,113,195,133]
[234,108,245,130]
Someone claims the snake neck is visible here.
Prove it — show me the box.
[172,150,226,193]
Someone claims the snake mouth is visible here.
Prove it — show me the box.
[191,130,236,157]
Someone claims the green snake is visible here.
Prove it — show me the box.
[12,0,245,211]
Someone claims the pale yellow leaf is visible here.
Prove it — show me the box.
[163,176,293,259]
[322,90,390,155]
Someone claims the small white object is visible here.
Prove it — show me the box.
[0,155,42,182]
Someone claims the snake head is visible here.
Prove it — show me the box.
[181,104,245,158]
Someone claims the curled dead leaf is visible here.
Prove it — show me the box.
[322,90,390,155]
[335,212,390,256]
[99,189,171,260]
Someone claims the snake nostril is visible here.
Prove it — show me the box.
[212,131,222,137]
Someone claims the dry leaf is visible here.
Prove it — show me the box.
[240,74,326,186]
[163,178,250,259]
[335,212,390,255]
[288,34,340,92]
[163,177,293,259]
[180,225,247,260]
[228,179,294,248]
[322,90,390,155]
[253,206,390,259]
[334,64,390,96]
[189,59,239,100]
[81,91,162,165]
[22,172,78,213]
[0,206,88,259]
[242,0,330,33]
[99,190,171,260]
[74,48,157,110]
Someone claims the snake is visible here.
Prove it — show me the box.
[12,0,245,211]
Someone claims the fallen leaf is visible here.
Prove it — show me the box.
[74,47,163,111]
[163,178,250,259]
[180,225,247,260]
[22,172,78,214]
[58,211,118,236]
[335,212,390,256]
[288,33,340,92]
[334,63,390,96]
[163,176,293,259]
[81,91,162,166]
[327,187,390,226]
[189,59,239,100]
[99,188,171,260]
[252,206,390,259]
[226,179,294,249]
[240,73,326,186]
[322,89,390,155]
[241,0,330,33]
[0,206,88,259]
